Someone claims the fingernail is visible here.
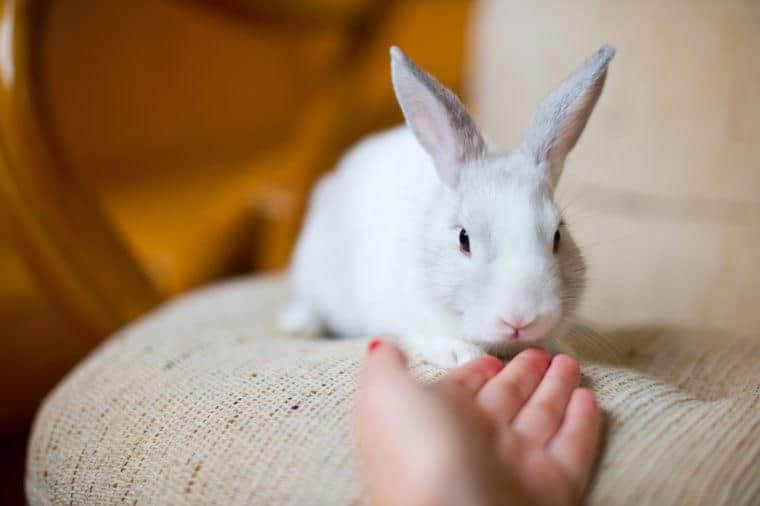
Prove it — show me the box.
[367,339,383,353]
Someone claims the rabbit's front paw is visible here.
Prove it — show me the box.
[422,340,487,369]
[277,301,323,336]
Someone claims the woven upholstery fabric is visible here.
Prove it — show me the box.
[26,276,760,505]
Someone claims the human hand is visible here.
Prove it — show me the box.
[356,340,601,506]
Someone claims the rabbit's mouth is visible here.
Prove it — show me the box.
[470,306,562,346]
[500,330,522,342]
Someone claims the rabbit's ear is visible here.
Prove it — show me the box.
[391,46,486,189]
[524,45,615,185]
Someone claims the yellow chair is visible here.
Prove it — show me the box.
[0,0,473,431]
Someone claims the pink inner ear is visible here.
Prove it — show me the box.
[417,105,449,159]
[401,87,457,165]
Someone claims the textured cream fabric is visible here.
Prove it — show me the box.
[26,276,759,505]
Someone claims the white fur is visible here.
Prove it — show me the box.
[280,45,614,367]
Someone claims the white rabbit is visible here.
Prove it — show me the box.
[279,45,614,367]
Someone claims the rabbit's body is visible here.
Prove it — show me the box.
[280,46,614,367]
[282,126,477,363]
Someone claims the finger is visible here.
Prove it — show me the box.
[511,354,581,445]
[360,338,410,390]
[548,388,602,489]
[476,347,553,423]
[355,339,421,498]
[436,355,505,397]
[357,339,415,445]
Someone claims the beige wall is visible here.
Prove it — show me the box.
[469,0,760,335]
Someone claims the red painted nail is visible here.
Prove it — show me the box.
[368,339,382,353]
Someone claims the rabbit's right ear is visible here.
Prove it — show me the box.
[390,46,486,189]
[523,45,615,186]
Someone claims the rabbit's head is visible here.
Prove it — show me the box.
[391,45,614,346]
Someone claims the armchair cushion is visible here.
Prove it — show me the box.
[26,276,759,505]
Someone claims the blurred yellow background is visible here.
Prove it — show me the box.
[0,0,475,434]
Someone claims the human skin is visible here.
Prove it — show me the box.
[355,341,601,506]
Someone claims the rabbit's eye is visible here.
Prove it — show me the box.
[553,229,561,253]
[459,228,470,255]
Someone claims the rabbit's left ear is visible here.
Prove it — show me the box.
[524,45,615,185]
[391,46,486,189]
